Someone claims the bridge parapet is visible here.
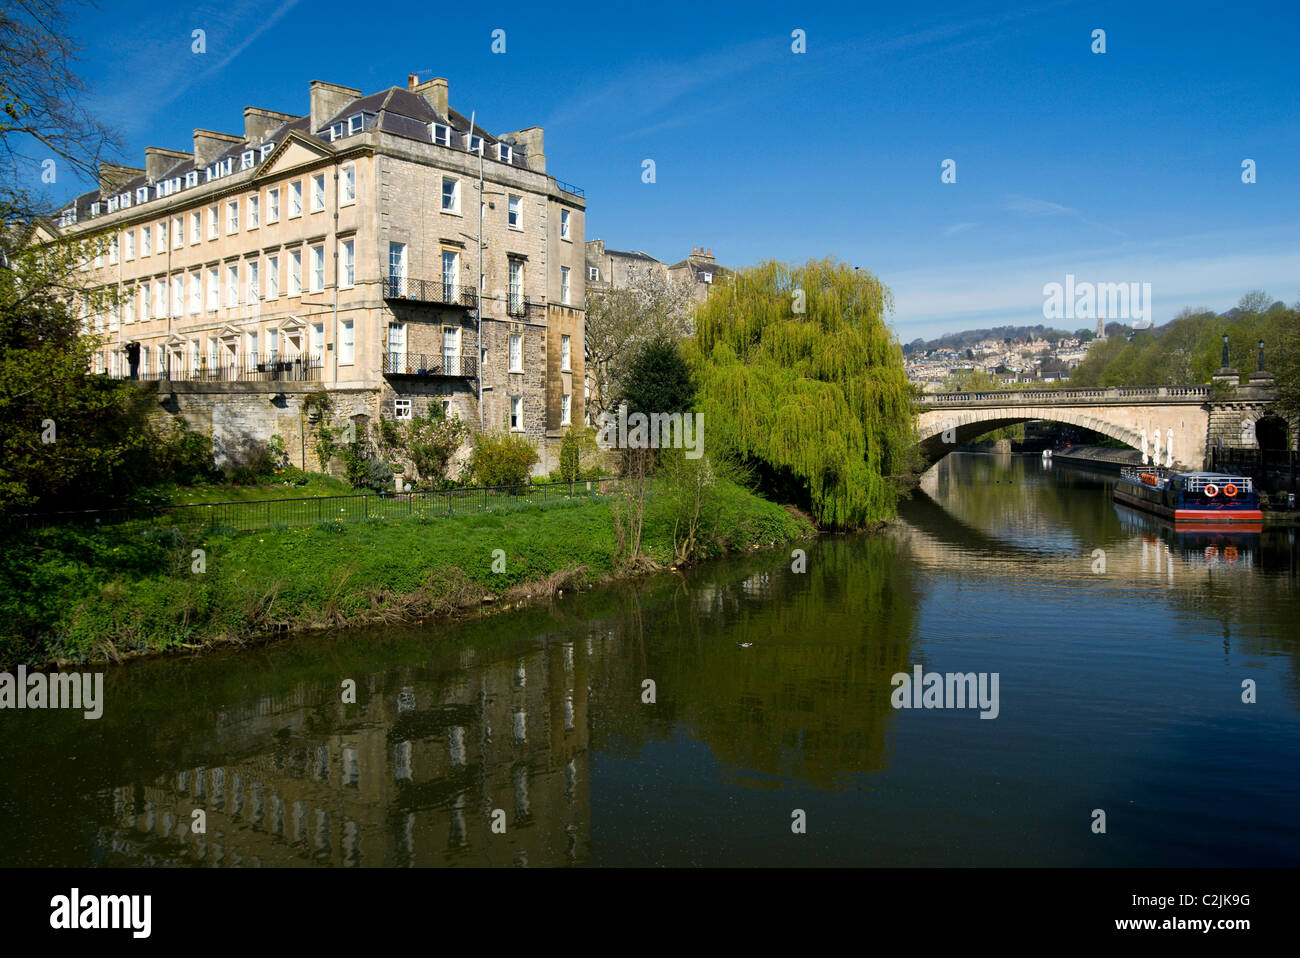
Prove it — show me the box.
[917,385,1210,406]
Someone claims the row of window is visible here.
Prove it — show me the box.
[94,240,358,324]
[93,320,355,375]
[87,167,357,268]
[504,196,572,241]
[504,332,572,373]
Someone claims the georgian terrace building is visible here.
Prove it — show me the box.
[40,75,586,472]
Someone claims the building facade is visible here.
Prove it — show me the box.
[44,75,586,473]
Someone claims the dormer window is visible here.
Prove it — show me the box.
[348,114,364,134]
[701,271,713,284]
[497,143,512,164]
[330,122,343,140]
[240,150,255,170]
[259,142,275,161]
[431,123,451,146]
[136,186,148,204]
[467,135,483,155]
[184,170,199,188]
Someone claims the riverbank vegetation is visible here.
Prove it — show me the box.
[0,477,812,668]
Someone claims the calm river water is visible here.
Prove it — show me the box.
[2,452,1298,867]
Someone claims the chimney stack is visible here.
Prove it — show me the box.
[98,163,143,196]
[144,146,192,183]
[411,76,450,117]
[309,80,362,133]
[408,73,419,90]
[244,106,297,145]
[192,129,242,169]
[503,126,545,172]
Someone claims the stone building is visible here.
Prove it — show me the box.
[584,240,728,301]
[39,75,586,474]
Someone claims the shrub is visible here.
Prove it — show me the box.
[405,412,470,486]
[466,431,538,488]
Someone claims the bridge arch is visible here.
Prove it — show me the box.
[915,408,1142,467]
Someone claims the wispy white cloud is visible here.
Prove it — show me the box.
[1004,193,1128,239]
[885,224,1300,337]
[944,222,978,236]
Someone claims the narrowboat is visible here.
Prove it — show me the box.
[1113,467,1263,524]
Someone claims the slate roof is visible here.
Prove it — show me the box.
[61,84,533,223]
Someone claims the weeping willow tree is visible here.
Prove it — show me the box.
[682,258,917,528]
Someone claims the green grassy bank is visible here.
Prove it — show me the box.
[1,479,813,668]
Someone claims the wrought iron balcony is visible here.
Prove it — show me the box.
[383,352,478,378]
[384,276,478,309]
[506,295,540,318]
[109,351,323,383]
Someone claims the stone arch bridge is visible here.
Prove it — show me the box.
[914,385,1280,470]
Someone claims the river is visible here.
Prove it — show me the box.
[2,452,1297,867]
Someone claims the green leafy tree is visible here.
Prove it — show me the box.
[466,431,538,487]
[682,257,916,528]
[617,336,695,417]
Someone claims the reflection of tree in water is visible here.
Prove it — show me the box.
[587,535,919,788]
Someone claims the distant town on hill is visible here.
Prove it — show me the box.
[902,297,1293,392]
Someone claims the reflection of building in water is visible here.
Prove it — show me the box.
[94,636,591,867]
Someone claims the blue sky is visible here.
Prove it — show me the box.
[44,0,1300,339]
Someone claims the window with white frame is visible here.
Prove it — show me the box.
[509,333,522,372]
[560,209,570,240]
[394,398,412,420]
[190,211,201,244]
[142,225,151,256]
[510,395,523,431]
[188,273,200,314]
[339,319,354,365]
[341,164,355,205]
[441,249,458,293]
[348,113,364,134]
[560,266,570,305]
[289,249,302,296]
[341,240,355,287]
[311,174,325,212]
[208,206,218,239]
[443,326,459,373]
[290,180,302,217]
[266,255,279,299]
[441,177,460,213]
[497,143,512,164]
[561,393,571,426]
[507,195,521,229]
[561,333,571,371]
[248,194,259,228]
[226,265,239,306]
[153,280,164,317]
[267,187,280,223]
[387,322,406,368]
[248,260,260,302]
[311,323,324,361]
[137,284,147,321]
[431,124,450,146]
[207,268,218,310]
[467,135,483,155]
[226,199,238,234]
[245,330,258,363]
[158,221,167,248]
[125,230,135,260]
[171,275,183,315]
[310,245,324,292]
[93,241,103,269]
[173,217,183,249]
[588,266,599,282]
[508,259,523,313]
[388,242,406,293]
[108,235,118,265]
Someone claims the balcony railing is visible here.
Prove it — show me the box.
[110,351,323,383]
[383,352,478,378]
[506,295,540,318]
[384,276,478,309]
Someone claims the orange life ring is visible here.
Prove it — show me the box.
[1223,484,1238,497]
[1204,484,1219,497]
[1224,546,1239,561]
